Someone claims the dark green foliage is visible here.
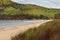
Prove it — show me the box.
[12,20,60,40]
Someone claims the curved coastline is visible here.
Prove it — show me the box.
[0,20,52,40]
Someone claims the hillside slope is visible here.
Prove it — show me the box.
[0,0,60,19]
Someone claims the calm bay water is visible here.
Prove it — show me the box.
[0,20,44,28]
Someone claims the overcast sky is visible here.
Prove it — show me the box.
[11,0,60,9]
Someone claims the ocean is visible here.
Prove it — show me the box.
[0,20,44,28]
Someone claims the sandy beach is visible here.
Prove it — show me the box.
[0,20,52,40]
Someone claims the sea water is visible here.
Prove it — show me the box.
[0,20,44,28]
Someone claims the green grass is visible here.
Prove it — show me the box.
[12,20,60,40]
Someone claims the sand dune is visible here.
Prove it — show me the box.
[0,20,52,40]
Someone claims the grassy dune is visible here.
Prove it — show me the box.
[12,20,60,40]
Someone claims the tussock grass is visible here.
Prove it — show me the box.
[12,20,60,40]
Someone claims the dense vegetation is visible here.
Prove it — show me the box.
[12,20,60,40]
[0,0,60,19]
[0,0,11,5]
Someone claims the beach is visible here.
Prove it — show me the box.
[0,20,51,40]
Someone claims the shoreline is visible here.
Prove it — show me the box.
[0,20,52,40]
[0,20,46,28]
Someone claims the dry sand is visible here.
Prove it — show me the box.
[0,20,52,40]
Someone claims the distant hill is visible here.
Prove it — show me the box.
[0,0,60,19]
